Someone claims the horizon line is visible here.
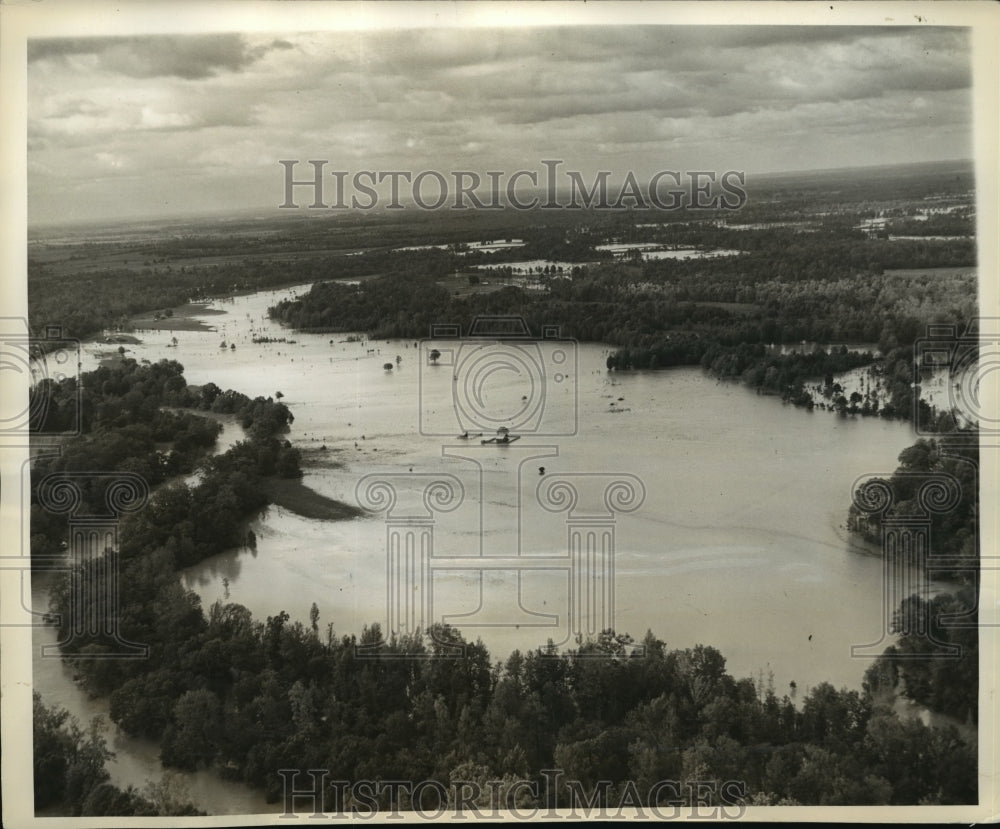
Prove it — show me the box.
[28,156,975,234]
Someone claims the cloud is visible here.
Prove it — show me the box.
[25,25,975,226]
[28,33,271,79]
[139,107,193,130]
[305,25,971,131]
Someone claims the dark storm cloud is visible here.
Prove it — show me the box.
[443,26,970,125]
[336,25,970,131]
[28,33,271,80]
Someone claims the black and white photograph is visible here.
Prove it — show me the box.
[1,1,997,824]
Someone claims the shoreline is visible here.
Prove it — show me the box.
[85,279,321,342]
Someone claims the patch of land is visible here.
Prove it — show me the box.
[298,446,348,469]
[29,239,377,277]
[131,301,228,332]
[435,271,510,298]
[93,350,132,370]
[260,476,363,521]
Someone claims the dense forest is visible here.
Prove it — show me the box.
[32,360,979,814]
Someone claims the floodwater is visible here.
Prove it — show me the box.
[31,283,957,813]
[73,284,942,690]
[595,243,741,259]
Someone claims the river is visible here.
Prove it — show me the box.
[31,283,958,813]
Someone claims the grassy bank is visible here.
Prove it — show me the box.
[260,476,364,521]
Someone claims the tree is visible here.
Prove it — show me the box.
[160,689,223,770]
[429,349,441,364]
[34,693,76,809]
[81,782,158,816]
[33,694,115,815]
[109,670,178,738]
[383,362,393,371]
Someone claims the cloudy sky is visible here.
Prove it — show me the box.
[27,25,972,226]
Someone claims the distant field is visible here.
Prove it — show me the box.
[29,244,373,276]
